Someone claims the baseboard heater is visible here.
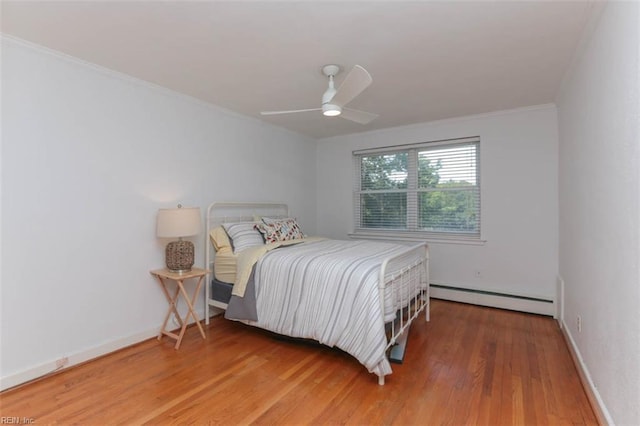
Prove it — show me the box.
[430,284,555,317]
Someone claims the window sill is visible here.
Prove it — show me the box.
[348,231,486,246]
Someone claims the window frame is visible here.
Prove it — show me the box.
[351,136,483,244]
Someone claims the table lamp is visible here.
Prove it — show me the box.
[157,205,201,273]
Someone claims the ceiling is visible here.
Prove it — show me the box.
[1,1,596,139]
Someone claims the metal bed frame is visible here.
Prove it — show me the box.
[204,202,429,385]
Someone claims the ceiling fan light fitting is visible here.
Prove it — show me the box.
[322,103,342,117]
[260,64,375,124]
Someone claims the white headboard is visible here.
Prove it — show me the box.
[206,202,289,232]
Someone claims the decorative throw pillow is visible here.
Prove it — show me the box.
[256,218,305,243]
[255,222,280,244]
[261,216,287,225]
[275,218,305,240]
[222,222,264,254]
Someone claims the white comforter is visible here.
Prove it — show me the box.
[246,239,425,379]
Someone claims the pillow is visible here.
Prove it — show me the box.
[255,222,279,244]
[261,216,290,225]
[256,218,305,243]
[209,226,232,252]
[222,222,264,254]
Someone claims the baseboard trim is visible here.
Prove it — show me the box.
[0,308,209,392]
[559,319,613,425]
[0,326,159,392]
[430,283,555,316]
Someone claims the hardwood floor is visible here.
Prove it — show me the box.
[0,300,597,425]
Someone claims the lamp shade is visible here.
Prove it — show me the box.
[157,207,201,238]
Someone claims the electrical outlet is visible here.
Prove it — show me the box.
[55,357,69,369]
[577,315,582,333]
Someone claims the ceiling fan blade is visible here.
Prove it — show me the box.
[329,65,373,107]
[340,108,378,125]
[261,108,321,116]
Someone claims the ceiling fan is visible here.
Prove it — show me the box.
[260,64,378,124]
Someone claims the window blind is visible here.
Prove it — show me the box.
[353,137,480,240]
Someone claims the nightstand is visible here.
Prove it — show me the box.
[150,267,210,349]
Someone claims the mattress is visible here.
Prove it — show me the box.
[214,250,237,283]
[209,225,239,283]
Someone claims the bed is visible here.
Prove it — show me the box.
[204,202,429,385]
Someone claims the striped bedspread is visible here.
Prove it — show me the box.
[247,239,425,379]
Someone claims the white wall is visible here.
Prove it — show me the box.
[316,106,559,301]
[556,2,640,424]
[0,37,316,388]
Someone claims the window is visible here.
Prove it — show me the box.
[353,137,480,241]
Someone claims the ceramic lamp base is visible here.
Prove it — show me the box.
[165,240,194,273]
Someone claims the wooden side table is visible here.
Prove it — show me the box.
[150,267,210,349]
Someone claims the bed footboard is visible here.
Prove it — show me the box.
[378,243,430,385]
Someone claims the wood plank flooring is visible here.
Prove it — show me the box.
[0,299,597,425]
